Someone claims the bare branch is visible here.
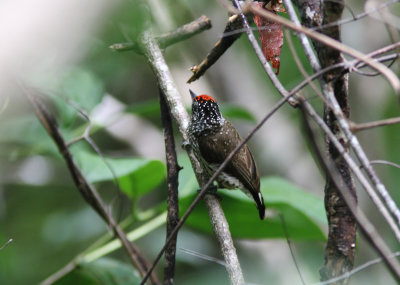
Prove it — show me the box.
[279,214,306,285]
[313,251,400,285]
[0,238,13,251]
[159,87,180,285]
[203,194,243,285]
[187,14,247,83]
[350,117,400,132]
[179,247,226,266]
[109,15,212,52]
[312,0,399,31]
[369,160,400,170]
[22,88,159,285]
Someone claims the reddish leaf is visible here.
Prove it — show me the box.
[253,1,285,75]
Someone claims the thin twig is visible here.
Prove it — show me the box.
[284,29,326,103]
[109,15,212,52]
[369,160,400,170]
[0,238,13,251]
[187,14,247,83]
[21,88,159,285]
[159,87,180,285]
[179,247,226,266]
[312,0,399,31]
[313,251,400,285]
[350,116,400,132]
[279,214,306,285]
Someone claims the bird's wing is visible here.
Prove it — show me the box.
[197,120,260,193]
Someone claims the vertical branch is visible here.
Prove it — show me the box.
[159,88,180,285]
[203,195,244,285]
[319,2,356,283]
[291,0,356,282]
[140,30,245,285]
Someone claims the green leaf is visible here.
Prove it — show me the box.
[220,104,256,123]
[73,150,166,198]
[37,67,105,127]
[180,176,326,240]
[55,258,141,285]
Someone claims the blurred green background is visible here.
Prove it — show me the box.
[0,0,399,284]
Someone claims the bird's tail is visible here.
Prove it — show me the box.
[252,191,265,220]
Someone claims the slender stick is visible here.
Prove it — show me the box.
[187,14,246,83]
[313,251,400,285]
[22,89,159,285]
[109,15,212,52]
[351,117,400,132]
[159,88,180,284]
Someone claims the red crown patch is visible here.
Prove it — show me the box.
[195,95,216,103]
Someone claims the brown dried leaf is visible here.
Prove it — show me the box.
[253,2,285,74]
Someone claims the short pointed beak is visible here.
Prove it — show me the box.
[189,89,197,100]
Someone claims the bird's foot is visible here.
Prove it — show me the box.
[197,185,222,201]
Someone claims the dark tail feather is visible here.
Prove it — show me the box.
[252,191,265,220]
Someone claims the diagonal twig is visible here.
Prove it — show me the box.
[110,15,212,52]
[187,14,248,83]
[300,100,400,281]
[21,87,159,285]
[350,116,400,132]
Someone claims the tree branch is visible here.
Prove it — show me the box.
[187,14,247,83]
[109,15,212,52]
[350,116,400,132]
[290,0,357,282]
[140,30,245,285]
[159,87,180,285]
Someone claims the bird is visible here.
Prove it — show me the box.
[187,89,265,219]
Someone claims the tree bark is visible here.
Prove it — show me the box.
[294,1,357,283]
